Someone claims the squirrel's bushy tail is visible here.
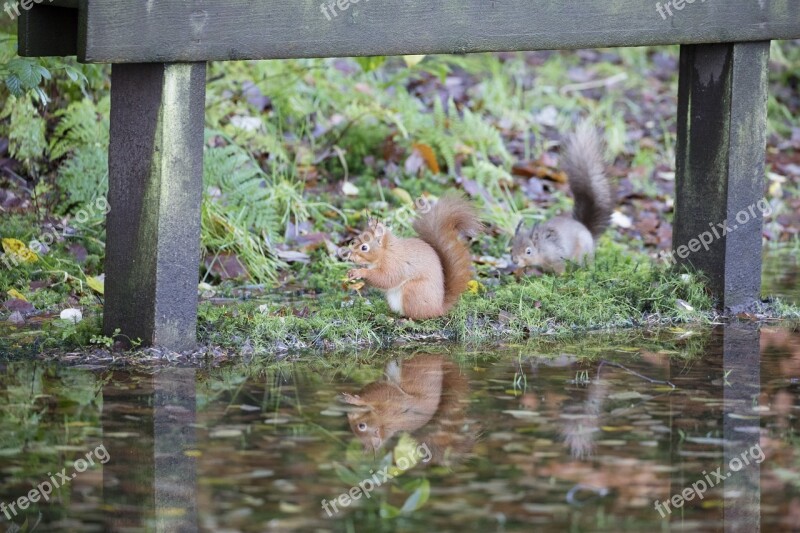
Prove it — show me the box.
[413,194,482,313]
[563,121,613,239]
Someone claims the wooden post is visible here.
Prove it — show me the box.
[674,42,770,313]
[104,63,206,350]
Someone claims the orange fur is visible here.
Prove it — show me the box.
[348,194,481,319]
[343,354,477,463]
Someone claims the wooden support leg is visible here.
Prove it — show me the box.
[104,63,206,351]
[18,6,79,57]
[674,42,770,313]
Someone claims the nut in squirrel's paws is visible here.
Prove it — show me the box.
[348,269,364,281]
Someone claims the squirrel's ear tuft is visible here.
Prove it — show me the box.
[529,223,539,238]
[373,222,387,245]
[514,219,524,235]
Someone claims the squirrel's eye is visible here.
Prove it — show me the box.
[360,244,369,252]
[526,247,533,255]
[357,422,367,431]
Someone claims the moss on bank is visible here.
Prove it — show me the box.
[198,244,717,354]
[2,241,799,360]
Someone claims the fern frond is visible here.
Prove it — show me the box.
[49,97,110,160]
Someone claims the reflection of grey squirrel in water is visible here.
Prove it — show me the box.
[342,354,476,465]
[511,121,613,274]
[559,378,607,460]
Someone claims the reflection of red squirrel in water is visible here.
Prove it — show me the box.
[345,194,482,320]
[342,354,476,465]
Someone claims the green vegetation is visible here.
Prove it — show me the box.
[196,242,715,355]
[1,28,799,357]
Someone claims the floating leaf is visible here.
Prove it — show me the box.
[400,478,430,514]
[380,502,401,519]
[502,410,540,419]
[332,462,362,486]
[608,391,642,400]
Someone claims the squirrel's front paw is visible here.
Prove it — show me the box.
[348,269,365,281]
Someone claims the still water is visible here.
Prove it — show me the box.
[0,324,798,532]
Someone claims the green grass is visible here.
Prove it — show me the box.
[197,242,716,355]
[2,38,799,358]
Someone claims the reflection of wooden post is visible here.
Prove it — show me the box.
[154,368,198,532]
[722,323,761,532]
[102,372,155,530]
[102,369,198,532]
[666,331,725,526]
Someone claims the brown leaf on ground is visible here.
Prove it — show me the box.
[412,143,441,174]
[512,160,567,184]
[204,253,250,281]
[3,299,35,314]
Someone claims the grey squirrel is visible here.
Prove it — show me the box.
[511,122,613,274]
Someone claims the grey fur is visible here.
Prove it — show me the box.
[562,121,613,239]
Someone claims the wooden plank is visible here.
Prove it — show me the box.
[17,6,79,58]
[673,41,770,313]
[78,0,800,63]
[103,62,206,351]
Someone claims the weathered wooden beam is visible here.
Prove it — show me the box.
[77,0,800,63]
[673,41,770,313]
[17,6,79,58]
[103,63,206,351]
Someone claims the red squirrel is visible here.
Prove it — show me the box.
[342,354,475,463]
[511,122,613,274]
[346,194,482,320]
